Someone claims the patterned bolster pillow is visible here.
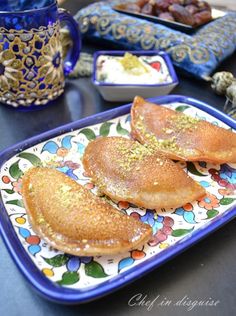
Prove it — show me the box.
[74,1,236,80]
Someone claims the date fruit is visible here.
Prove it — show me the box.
[125,4,141,12]
[185,4,199,15]
[141,3,155,15]
[169,4,195,25]
[194,9,212,25]
[158,12,175,21]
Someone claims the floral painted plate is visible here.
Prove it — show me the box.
[0,95,235,304]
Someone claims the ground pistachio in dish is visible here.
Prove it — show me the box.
[96,52,172,85]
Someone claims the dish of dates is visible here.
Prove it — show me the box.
[114,0,225,32]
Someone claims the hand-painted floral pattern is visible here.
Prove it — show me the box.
[209,164,236,191]
[16,224,41,256]
[0,102,235,289]
[41,135,73,156]
[218,188,235,196]
[174,203,196,224]
[198,193,220,210]
[56,160,80,181]
[130,210,174,247]
[12,178,23,194]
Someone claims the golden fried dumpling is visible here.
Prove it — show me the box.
[131,96,236,163]
[82,136,205,209]
[21,167,152,256]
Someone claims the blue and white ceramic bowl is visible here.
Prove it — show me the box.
[92,50,179,102]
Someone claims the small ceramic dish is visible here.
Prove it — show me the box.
[92,50,179,102]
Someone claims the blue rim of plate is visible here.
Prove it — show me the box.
[0,95,235,304]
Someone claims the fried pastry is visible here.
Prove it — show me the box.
[131,96,236,163]
[82,136,205,209]
[21,167,152,256]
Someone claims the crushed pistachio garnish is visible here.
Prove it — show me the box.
[148,133,182,154]
[119,52,149,75]
[93,175,106,191]
[162,128,173,134]
[168,114,199,132]
[117,140,152,172]
[135,116,184,155]
[60,184,72,194]
[28,183,33,193]
[37,217,45,225]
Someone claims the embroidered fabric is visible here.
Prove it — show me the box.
[74,1,236,80]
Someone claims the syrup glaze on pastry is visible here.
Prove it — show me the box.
[82,136,205,209]
[21,167,152,256]
[131,96,236,163]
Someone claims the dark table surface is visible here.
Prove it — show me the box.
[0,1,236,316]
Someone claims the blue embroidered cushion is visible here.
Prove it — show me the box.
[75,1,236,80]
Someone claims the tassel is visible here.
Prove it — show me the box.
[211,71,236,119]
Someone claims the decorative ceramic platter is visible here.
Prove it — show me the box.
[0,95,235,304]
